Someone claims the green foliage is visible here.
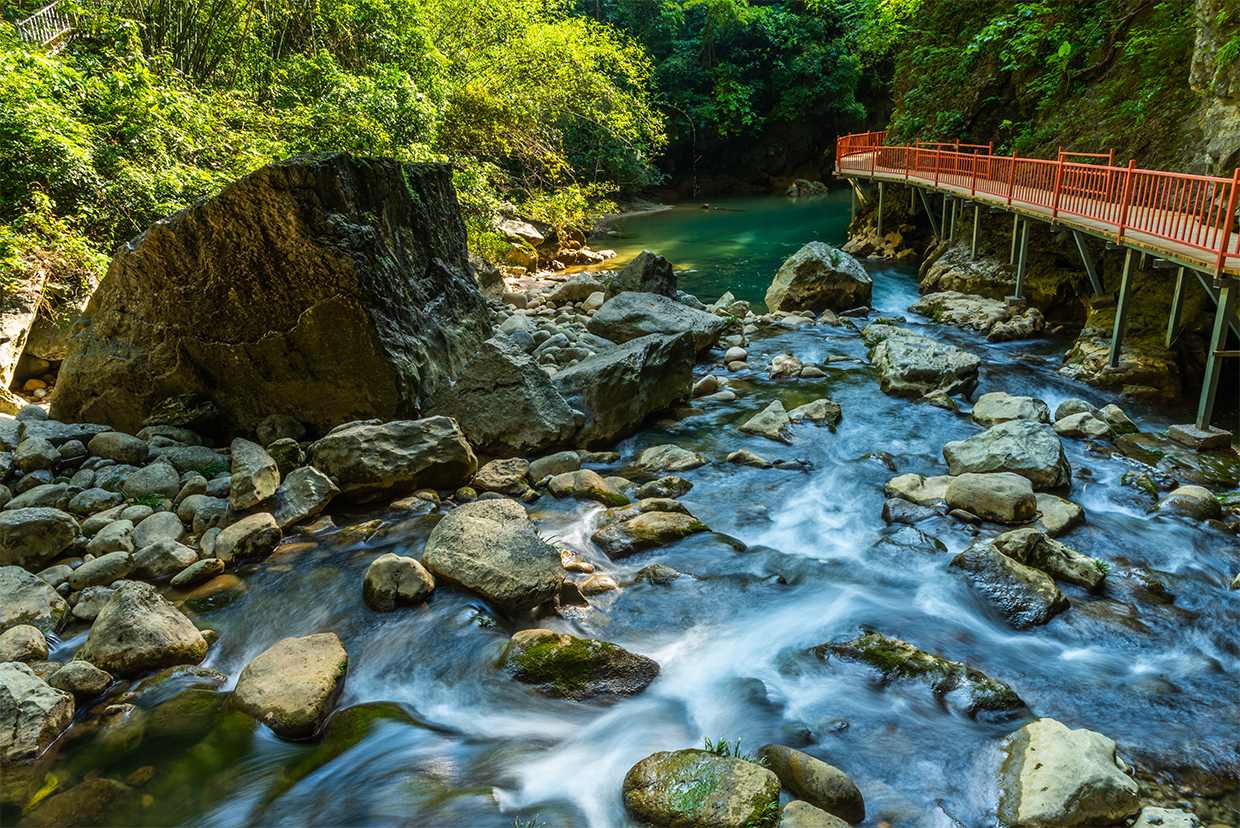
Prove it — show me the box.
[511,817,549,828]
[127,493,168,508]
[702,735,760,763]
[1093,558,1111,574]
[192,462,228,477]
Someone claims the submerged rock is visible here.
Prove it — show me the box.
[756,744,864,824]
[623,749,781,828]
[500,629,659,700]
[50,156,491,435]
[232,632,348,739]
[588,292,728,353]
[950,542,1069,628]
[592,512,708,559]
[998,718,1140,828]
[943,421,1071,490]
[766,241,873,313]
[17,777,139,828]
[812,632,1024,716]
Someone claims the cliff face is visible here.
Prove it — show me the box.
[1188,0,1240,174]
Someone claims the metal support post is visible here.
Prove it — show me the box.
[949,197,959,244]
[917,189,940,238]
[1009,213,1020,264]
[971,204,981,260]
[1166,267,1188,347]
[1071,231,1103,295]
[876,182,885,239]
[941,195,951,241]
[851,184,857,222]
[1108,249,1136,368]
[1013,220,1031,299]
[1197,281,1236,429]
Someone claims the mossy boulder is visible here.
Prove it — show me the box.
[500,629,660,700]
[950,543,1069,628]
[592,511,708,559]
[812,632,1025,716]
[622,749,781,828]
[18,777,139,828]
[1156,485,1222,519]
[547,469,630,506]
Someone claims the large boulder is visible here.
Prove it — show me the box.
[420,498,564,612]
[945,472,1037,524]
[0,508,78,570]
[950,542,1069,628]
[866,325,980,399]
[766,242,872,313]
[552,333,695,449]
[971,392,1051,427]
[270,466,340,529]
[424,335,576,457]
[499,629,660,700]
[623,749,781,828]
[50,156,491,435]
[76,582,208,677]
[587,292,727,353]
[943,421,1072,490]
[998,718,1140,828]
[755,745,864,824]
[233,633,348,739]
[992,528,1105,590]
[0,567,68,634]
[605,250,677,299]
[229,438,280,510]
[307,417,477,501]
[0,662,74,763]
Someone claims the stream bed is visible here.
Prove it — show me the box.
[37,194,1240,828]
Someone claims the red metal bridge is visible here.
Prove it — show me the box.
[835,130,1238,434]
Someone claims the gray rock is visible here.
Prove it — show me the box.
[1054,411,1112,440]
[635,476,693,499]
[121,461,181,500]
[232,633,348,739]
[1130,808,1202,828]
[739,400,793,443]
[307,417,477,501]
[766,241,872,312]
[992,528,1105,590]
[0,662,74,762]
[623,749,781,828]
[788,398,842,425]
[472,458,531,495]
[92,464,137,492]
[500,628,660,700]
[1034,493,1085,538]
[552,333,695,449]
[87,519,135,556]
[547,469,630,506]
[0,566,68,633]
[131,538,198,580]
[17,420,111,447]
[256,414,306,448]
[0,624,48,662]
[47,661,112,705]
[362,553,436,611]
[76,581,207,677]
[68,487,125,515]
[1054,398,1102,422]
[421,498,563,612]
[229,438,280,510]
[150,444,225,474]
[136,425,202,445]
[192,498,231,535]
[605,250,678,299]
[87,432,150,465]
[69,552,133,590]
[951,542,1069,628]
[13,437,59,473]
[214,513,281,563]
[998,718,1140,828]
[0,507,78,570]
[50,158,491,437]
[71,586,117,622]
[945,472,1037,524]
[943,421,1072,490]
[1099,404,1137,435]
[884,473,952,506]
[35,564,72,589]
[469,251,504,300]
[133,511,186,548]
[170,558,224,589]
[528,451,580,482]
[549,273,607,304]
[1157,485,1222,519]
[867,325,981,399]
[4,483,71,512]
[270,467,339,529]
[176,493,215,523]
[587,292,727,353]
[781,801,852,828]
[971,392,1050,427]
[635,445,707,472]
[756,744,864,824]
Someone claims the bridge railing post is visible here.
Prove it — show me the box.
[970,150,979,196]
[1006,152,1018,206]
[934,149,942,188]
[1214,167,1240,278]
[1117,160,1136,245]
[1051,148,1065,220]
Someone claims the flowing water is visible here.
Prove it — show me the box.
[38,194,1240,828]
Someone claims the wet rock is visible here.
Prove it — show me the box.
[424,335,576,457]
[781,800,852,828]
[229,438,280,510]
[232,632,349,739]
[0,507,78,570]
[992,528,1105,590]
[363,553,435,611]
[970,392,1050,427]
[170,558,225,589]
[528,451,580,482]
[1034,493,1085,538]
[950,542,1069,628]
[76,582,208,677]
[788,398,842,425]
[636,476,693,499]
[623,749,781,828]
[943,421,1071,490]
[592,511,708,559]
[998,718,1140,828]
[739,400,793,443]
[132,510,185,548]
[884,473,951,506]
[86,432,150,465]
[551,332,695,449]
[0,567,68,633]
[0,662,74,762]
[605,250,678,300]
[1157,485,1221,519]
[636,564,683,585]
[86,519,135,557]
[307,417,477,501]
[47,661,112,706]
[270,466,339,529]
[813,632,1024,716]
[581,574,619,594]
[500,628,659,700]
[1167,423,1231,451]
[728,449,773,468]
[68,551,133,591]
[472,458,531,495]
[1099,404,1137,435]
[0,625,47,663]
[214,512,281,564]
[873,526,946,555]
[769,353,804,379]
[548,469,630,506]
[1055,399,1102,421]
[865,324,980,399]
[18,777,139,828]
[1131,808,1203,828]
[880,498,939,525]
[945,472,1037,524]
[766,241,872,313]
[588,292,728,353]
[636,445,708,472]
[132,538,198,580]
[756,744,864,824]
[1054,412,1112,440]
[421,498,564,612]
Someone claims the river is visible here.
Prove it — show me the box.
[41,194,1240,828]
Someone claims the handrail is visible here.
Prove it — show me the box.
[15,0,78,48]
[836,131,1240,278]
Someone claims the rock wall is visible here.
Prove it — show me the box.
[51,155,492,436]
[1188,0,1240,174]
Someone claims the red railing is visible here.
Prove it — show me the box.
[835,131,1240,277]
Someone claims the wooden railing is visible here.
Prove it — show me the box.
[15,0,78,49]
[836,131,1240,278]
